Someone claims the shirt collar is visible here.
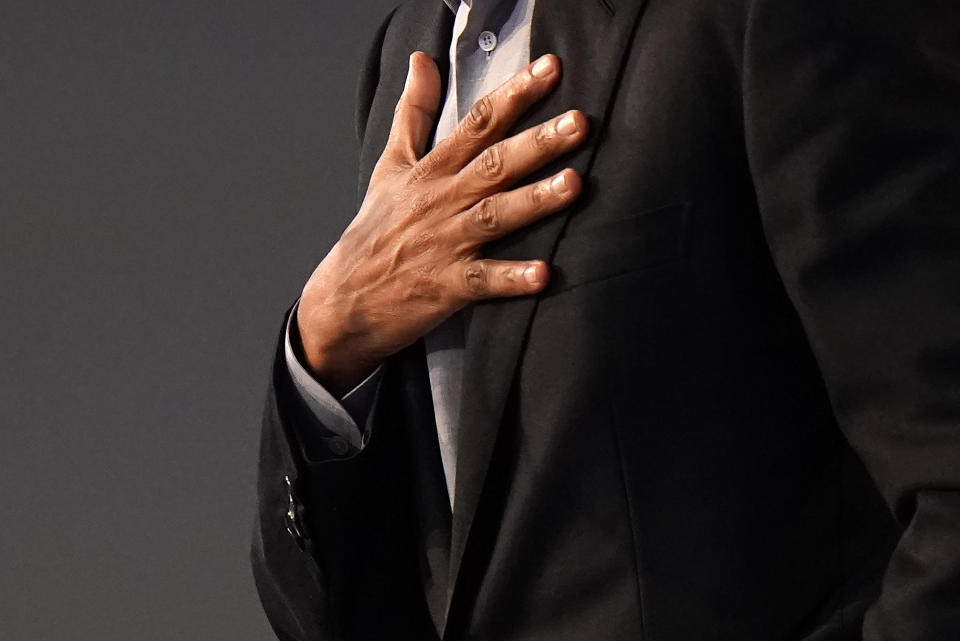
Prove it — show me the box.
[443,0,468,12]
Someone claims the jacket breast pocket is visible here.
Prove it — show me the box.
[545,201,692,295]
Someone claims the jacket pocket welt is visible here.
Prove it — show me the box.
[546,201,692,295]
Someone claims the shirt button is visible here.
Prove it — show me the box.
[478,30,498,53]
[328,436,350,457]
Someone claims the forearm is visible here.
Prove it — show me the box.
[255,305,434,639]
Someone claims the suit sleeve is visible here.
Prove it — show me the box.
[743,1,960,638]
[284,300,383,456]
[251,8,408,641]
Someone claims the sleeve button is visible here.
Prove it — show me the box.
[328,436,350,457]
[284,475,305,550]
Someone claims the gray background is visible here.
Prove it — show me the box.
[1,0,395,638]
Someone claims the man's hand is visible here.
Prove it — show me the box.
[297,52,588,395]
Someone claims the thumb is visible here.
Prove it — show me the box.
[384,52,442,166]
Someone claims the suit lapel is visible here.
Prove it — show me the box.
[446,0,651,621]
[356,0,652,631]
[395,340,453,634]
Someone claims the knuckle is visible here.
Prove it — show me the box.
[463,262,489,296]
[473,197,500,233]
[395,100,428,121]
[410,265,443,302]
[409,164,429,183]
[504,79,524,106]
[465,96,494,136]
[411,230,435,253]
[404,191,435,221]
[408,155,437,183]
[532,122,553,151]
[389,231,434,268]
[529,181,548,208]
[476,145,504,181]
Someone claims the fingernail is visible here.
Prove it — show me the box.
[550,173,569,194]
[556,112,579,135]
[523,264,541,284]
[531,55,555,78]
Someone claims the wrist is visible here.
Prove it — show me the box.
[304,349,380,398]
[295,300,380,397]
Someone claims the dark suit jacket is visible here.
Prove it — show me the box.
[251,0,960,639]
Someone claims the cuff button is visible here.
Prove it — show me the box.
[328,436,350,457]
[284,475,305,551]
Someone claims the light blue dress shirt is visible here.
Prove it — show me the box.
[286,0,534,508]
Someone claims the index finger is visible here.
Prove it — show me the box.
[422,54,562,175]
